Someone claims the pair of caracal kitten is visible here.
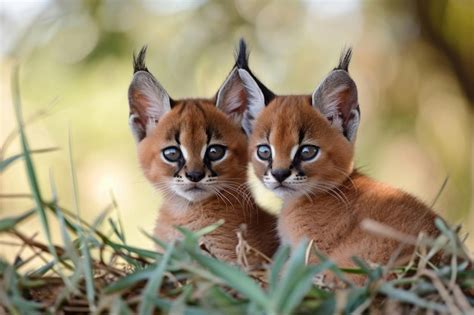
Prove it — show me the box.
[127,39,440,284]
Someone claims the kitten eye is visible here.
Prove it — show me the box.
[299,145,319,161]
[298,145,319,161]
[162,146,182,162]
[257,145,272,160]
[206,145,226,161]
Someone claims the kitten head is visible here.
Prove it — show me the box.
[239,47,360,200]
[128,46,257,203]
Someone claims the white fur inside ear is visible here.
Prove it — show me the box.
[129,72,171,140]
[238,69,265,110]
[216,69,245,124]
[346,108,360,143]
[313,84,347,116]
[142,76,170,133]
[312,84,350,133]
[238,69,265,135]
[129,113,143,143]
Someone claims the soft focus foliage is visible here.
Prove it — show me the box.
[0,0,473,256]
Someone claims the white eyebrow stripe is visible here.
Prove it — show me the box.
[200,145,207,159]
[290,145,299,160]
[181,146,189,160]
[270,145,276,160]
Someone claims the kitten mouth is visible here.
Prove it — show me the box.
[273,184,294,191]
[175,184,212,202]
[185,186,205,192]
[270,184,297,199]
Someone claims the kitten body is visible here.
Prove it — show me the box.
[232,42,441,278]
[128,47,278,265]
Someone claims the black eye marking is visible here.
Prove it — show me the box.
[298,127,306,144]
[203,145,220,177]
[206,145,226,161]
[257,145,271,161]
[174,131,181,145]
[298,145,319,161]
[206,126,213,145]
[162,146,182,162]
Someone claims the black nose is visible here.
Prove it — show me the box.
[185,171,205,182]
[271,168,291,183]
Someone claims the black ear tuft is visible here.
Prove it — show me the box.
[312,47,359,143]
[133,46,149,73]
[334,47,352,72]
[233,38,275,104]
[234,38,249,70]
[128,46,172,142]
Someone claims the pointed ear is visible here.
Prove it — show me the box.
[128,48,171,142]
[312,50,360,142]
[216,68,265,135]
[128,72,171,142]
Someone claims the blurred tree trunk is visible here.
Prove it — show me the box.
[415,0,474,106]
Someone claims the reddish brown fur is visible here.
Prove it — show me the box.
[250,95,440,282]
[139,100,278,265]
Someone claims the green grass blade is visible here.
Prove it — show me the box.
[0,209,35,231]
[67,128,95,310]
[169,284,192,314]
[11,66,54,251]
[138,242,175,315]
[91,206,113,230]
[174,219,224,247]
[313,250,349,284]
[48,169,78,290]
[269,245,290,292]
[1,260,43,314]
[270,241,308,306]
[110,296,134,315]
[108,218,126,243]
[153,298,213,315]
[378,283,447,312]
[431,176,449,208]
[106,242,157,260]
[10,66,72,299]
[79,236,95,309]
[187,249,269,312]
[28,259,56,277]
[204,286,247,314]
[104,266,155,293]
[272,243,334,314]
[0,147,58,173]
[279,266,321,314]
[141,228,169,252]
[192,219,225,237]
[110,190,127,244]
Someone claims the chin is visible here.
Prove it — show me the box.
[268,185,297,200]
[175,188,213,202]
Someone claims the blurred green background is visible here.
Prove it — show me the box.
[1,0,473,254]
